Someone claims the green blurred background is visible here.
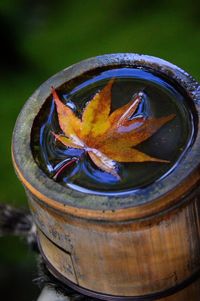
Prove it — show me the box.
[1,0,200,299]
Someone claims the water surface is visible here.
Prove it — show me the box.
[31,67,195,195]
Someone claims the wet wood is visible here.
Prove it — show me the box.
[29,190,200,298]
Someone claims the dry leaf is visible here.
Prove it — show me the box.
[51,80,175,178]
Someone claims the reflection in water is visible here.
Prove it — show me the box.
[31,67,194,195]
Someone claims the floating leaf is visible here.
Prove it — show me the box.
[51,80,175,178]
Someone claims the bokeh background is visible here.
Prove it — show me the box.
[1,0,200,300]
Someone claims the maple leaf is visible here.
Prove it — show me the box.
[51,80,175,179]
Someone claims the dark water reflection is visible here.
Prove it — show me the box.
[32,67,195,196]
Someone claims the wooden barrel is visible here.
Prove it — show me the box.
[12,54,200,300]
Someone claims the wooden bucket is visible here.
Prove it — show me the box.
[12,54,200,300]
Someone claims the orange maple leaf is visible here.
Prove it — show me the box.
[51,80,175,178]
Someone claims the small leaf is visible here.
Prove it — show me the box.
[52,133,84,149]
[105,114,175,147]
[52,81,175,179]
[52,87,81,139]
[108,91,144,129]
[81,79,114,139]
[88,151,120,179]
[99,143,169,163]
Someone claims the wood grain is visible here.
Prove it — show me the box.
[29,190,200,298]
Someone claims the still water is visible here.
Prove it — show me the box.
[31,67,195,195]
